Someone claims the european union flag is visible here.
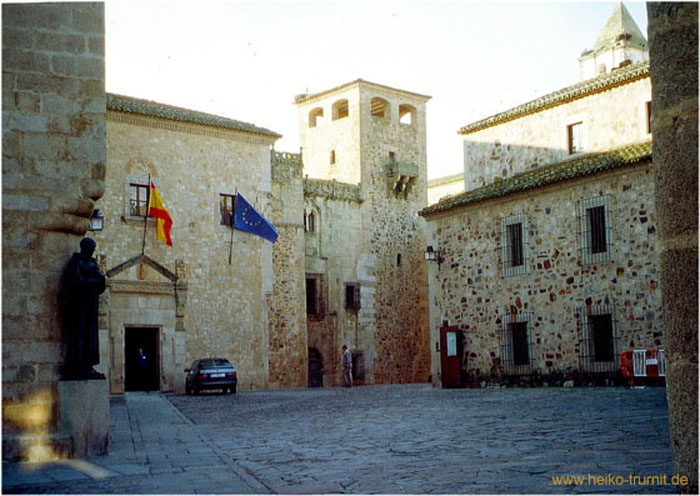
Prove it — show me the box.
[234,193,278,243]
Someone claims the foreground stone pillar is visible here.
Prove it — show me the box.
[647,3,698,492]
[2,3,107,460]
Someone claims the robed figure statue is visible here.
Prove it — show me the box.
[61,237,106,379]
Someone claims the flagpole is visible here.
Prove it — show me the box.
[141,174,150,255]
[228,188,238,265]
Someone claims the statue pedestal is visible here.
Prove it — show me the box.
[58,378,109,457]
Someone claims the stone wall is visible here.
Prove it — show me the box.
[96,111,277,392]
[358,86,431,384]
[647,3,698,492]
[269,151,308,388]
[428,173,464,206]
[295,80,432,386]
[425,163,661,378]
[2,3,106,460]
[462,76,651,190]
[304,181,364,386]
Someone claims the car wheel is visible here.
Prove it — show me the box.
[231,385,237,394]
[185,384,191,395]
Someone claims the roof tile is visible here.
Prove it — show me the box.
[106,93,281,138]
[420,140,652,217]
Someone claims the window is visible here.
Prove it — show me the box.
[567,122,583,154]
[646,101,652,134]
[220,193,235,226]
[579,305,619,373]
[345,283,360,311]
[500,312,533,375]
[330,150,336,164]
[399,104,416,125]
[332,99,349,120]
[309,107,324,128]
[306,277,319,316]
[304,210,315,233]
[500,214,529,277]
[129,182,149,217]
[579,196,612,265]
[370,97,389,119]
[396,253,402,267]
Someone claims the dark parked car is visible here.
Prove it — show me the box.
[185,358,237,394]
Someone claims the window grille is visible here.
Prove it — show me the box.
[129,183,149,217]
[500,312,534,375]
[578,304,620,373]
[579,196,613,265]
[220,193,235,226]
[500,214,529,277]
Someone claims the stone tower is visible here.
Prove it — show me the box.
[295,80,432,384]
[579,2,648,80]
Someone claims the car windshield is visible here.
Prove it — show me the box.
[199,359,231,369]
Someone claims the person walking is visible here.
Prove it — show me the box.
[342,345,353,387]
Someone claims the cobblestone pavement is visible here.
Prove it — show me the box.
[3,385,675,494]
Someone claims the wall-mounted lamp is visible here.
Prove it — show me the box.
[89,208,104,232]
[424,245,444,268]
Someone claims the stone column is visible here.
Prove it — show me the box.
[2,3,106,460]
[647,3,698,492]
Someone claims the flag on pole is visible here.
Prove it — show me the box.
[148,181,173,246]
[234,193,278,243]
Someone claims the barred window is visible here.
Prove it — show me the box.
[579,196,613,265]
[578,304,619,373]
[500,214,529,277]
[500,312,534,375]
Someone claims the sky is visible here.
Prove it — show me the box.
[104,0,649,179]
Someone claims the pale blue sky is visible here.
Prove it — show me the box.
[105,1,648,178]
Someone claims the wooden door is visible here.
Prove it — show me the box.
[440,326,463,388]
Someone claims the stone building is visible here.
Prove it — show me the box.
[294,80,432,386]
[427,173,464,206]
[93,95,281,394]
[421,4,661,386]
[86,79,432,395]
[2,3,108,460]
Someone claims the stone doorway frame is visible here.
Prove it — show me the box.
[103,255,187,394]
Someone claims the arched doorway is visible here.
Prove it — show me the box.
[308,347,324,387]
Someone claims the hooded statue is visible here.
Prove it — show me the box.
[61,237,106,379]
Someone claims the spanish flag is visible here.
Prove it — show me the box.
[148,181,173,246]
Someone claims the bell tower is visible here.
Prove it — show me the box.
[295,80,432,384]
[578,2,649,80]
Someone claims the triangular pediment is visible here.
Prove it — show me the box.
[106,254,177,282]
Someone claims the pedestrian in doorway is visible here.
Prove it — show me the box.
[342,345,352,387]
[136,348,150,390]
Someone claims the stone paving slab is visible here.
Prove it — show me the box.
[2,385,677,494]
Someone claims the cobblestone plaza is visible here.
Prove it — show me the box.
[3,384,675,494]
